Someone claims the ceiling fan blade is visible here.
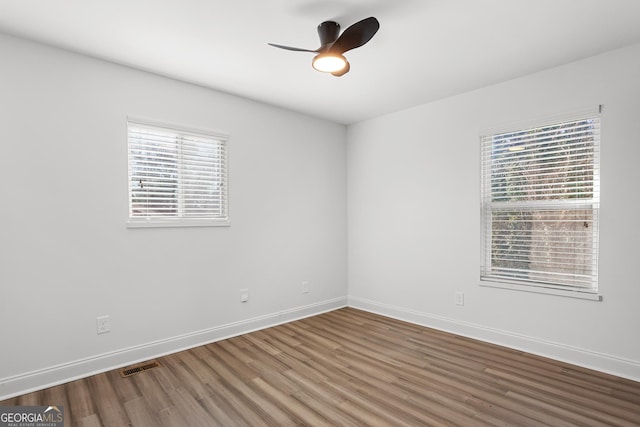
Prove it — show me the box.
[330,17,379,54]
[267,43,317,53]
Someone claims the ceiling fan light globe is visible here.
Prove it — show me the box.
[312,53,347,73]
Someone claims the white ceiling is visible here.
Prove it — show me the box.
[2,0,640,124]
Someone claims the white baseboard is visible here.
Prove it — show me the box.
[349,296,640,383]
[0,297,348,400]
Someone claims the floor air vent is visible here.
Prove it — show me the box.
[119,360,161,378]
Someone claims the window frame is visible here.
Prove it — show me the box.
[126,118,230,228]
[479,107,601,301]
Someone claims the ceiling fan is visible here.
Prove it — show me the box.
[268,17,380,77]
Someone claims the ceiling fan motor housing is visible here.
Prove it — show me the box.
[318,21,340,49]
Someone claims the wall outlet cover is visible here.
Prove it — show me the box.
[96,315,110,334]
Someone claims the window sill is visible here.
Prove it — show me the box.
[480,280,602,301]
[127,218,230,229]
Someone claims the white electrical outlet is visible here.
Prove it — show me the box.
[302,281,310,294]
[455,292,464,306]
[96,315,110,334]
[240,289,249,302]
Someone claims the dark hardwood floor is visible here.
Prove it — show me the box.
[2,308,639,426]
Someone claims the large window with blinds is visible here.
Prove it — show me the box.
[127,119,229,227]
[480,107,600,300]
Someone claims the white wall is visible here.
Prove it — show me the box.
[0,33,347,398]
[348,43,640,381]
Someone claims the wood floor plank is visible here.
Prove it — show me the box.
[165,386,223,427]
[291,389,362,427]
[66,378,97,421]
[130,370,174,416]
[197,386,247,427]
[41,384,72,427]
[16,389,43,406]
[174,348,221,385]
[122,396,163,427]
[251,376,333,426]
[2,307,639,426]
[105,369,139,404]
[87,373,132,427]
[76,413,102,427]
[204,379,271,427]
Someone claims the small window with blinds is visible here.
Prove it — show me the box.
[127,119,229,227]
[480,107,600,300]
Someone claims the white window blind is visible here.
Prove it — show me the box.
[127,120,229,227]
[480,107,600,298]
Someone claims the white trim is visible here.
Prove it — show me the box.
[0,297,347,400]
[480,279,602,301]
[126,218,230,228]
[348,296,640,382]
